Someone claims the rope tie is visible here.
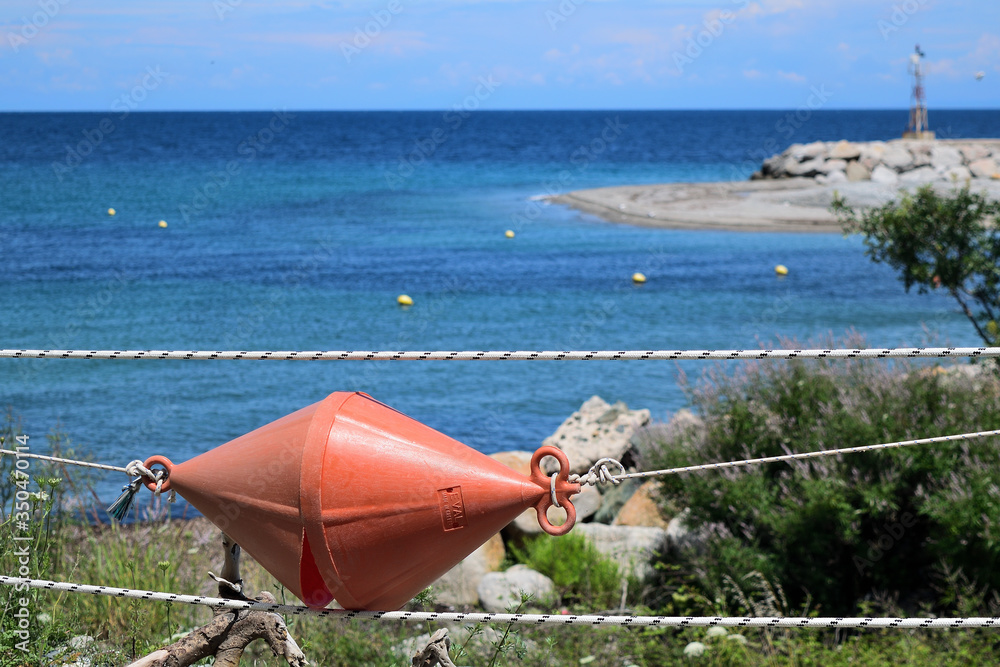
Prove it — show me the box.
[108,459,174,521]
[571,458,626,486]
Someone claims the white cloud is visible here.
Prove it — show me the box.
[777,70,806,83]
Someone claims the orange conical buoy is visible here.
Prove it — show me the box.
[142,392,580,610]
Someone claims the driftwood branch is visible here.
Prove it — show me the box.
[411,628,458,667]
[126,533,307,667]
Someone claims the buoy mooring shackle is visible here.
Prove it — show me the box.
[136,392,581,610]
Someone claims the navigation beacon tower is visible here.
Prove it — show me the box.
[903,44,934,139]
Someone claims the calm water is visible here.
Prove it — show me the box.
[2,109,998,505]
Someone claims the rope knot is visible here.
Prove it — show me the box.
[569,457,626,487]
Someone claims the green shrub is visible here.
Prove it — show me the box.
[510,532,625,609]
[649,335,1000,616]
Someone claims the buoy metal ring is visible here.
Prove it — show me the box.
[141,455,174,493]
[529,445,580,536]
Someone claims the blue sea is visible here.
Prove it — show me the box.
[2,109,999,507]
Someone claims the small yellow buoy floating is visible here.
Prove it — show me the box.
[397,294,413,306]
[775,264,789,276]
[158,220,168,228]
[107,208,116,216]
[505,230,515,239]
[632,272,647,284]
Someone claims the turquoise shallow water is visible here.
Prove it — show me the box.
[2,110,998,507]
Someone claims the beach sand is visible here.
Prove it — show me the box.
[548,178,1000,232]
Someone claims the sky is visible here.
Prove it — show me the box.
[1,0,998,111]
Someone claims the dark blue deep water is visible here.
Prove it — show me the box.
[2,109,999,505]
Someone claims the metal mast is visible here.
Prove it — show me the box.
[903,44,934,139]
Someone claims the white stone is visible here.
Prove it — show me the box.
[941,165,972,183]
[845,161,871,182]
[575,523,668,580]
[881,143,913,171]
[477,565,556,613]
[829,140,861,160]
[785,156,825,177]
[870,164,898,185]
[818,158,848,174]
[794,141,827,160]
[824,169,848,184]
[931,144,964,170]
[542,396,650,475]
[961,144,991,162]
[969,158,1000,179]
[899,166,939,183]
[432,533,505,607]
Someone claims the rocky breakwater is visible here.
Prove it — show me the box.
[754,138,1000,187]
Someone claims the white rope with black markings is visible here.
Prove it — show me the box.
[1,576,997,629]
[0,449,128,473]
[1,346,999,361]
[570,429,1000,487]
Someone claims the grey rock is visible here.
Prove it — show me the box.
[542,396,650,475]
[931,144,964,170]
[829,140,861,160]
[575,523,668,580]
[941,165,973,183]
[859,141,885,170]
[845,161,871,182]
[961,144,992,162]
[969,158,1000,179]
[785,156,825,177]
[792,141,827,160]
[900,166,939,184]
[870,164,898,185]
[593,477,643,524]
[818,158,848,174]
[432,533,505,607]
[824,169,848,184]
[881,144,913,171]
[478,565,556,613]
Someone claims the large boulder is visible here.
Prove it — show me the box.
[961,144,991,162]
[845,161,871,182]
[575,523,668,580]
[969,158,1000,179]
[870,164,898,185]
[613,481,669,529]
[818,158,848,174]
[542,396,650,475]
[899,166,938,184]
[829,140,861,160]
[432,533,506,607]
[941,165,972,182]
[785,156,825,177]
[791,141,827,161]
[931,144,964,170]
[478,565,556,612]
[881,143,913,171]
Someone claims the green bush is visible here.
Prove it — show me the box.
[510,532,625,609]
[649,335,1000,616]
